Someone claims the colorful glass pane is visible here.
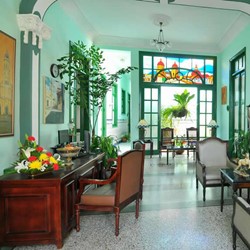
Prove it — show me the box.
[205,59,213,85]
[143,56,152,68]
[143,69,152,82]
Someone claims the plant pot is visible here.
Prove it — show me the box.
[173,108,188,118]
[176,149,184,155]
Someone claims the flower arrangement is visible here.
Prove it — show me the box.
[13,135,63,175]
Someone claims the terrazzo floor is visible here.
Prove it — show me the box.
[13,143,248,250]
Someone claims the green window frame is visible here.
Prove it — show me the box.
[121,89,126,114]
[139,51,217,152]
[112,84,118,127]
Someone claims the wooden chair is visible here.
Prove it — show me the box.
[75,149,144,236]
[159,127,174,158]
[133,140,146,199]
[196,137,236,201]
[186,127,198,158]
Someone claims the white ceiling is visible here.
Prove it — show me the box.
[59,0,250,53]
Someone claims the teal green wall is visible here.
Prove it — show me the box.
[40,2,92,149]
[0,0,248,175]
[0,1,21,175]
[218,23,250,140]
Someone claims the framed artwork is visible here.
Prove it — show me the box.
[43,76,64,124]
[221,86,227,105]
[0,31,16,136]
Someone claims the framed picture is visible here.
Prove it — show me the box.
[0,31,16,136]
[221,86,227,105]
[43,76,64,124]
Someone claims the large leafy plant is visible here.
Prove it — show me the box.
[57,41,137,139]
[232,130,250,159]
[162,89,195,127]
[90,135,119,168]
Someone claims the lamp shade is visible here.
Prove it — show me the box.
[208,120,218,128]
[137,119,149,128]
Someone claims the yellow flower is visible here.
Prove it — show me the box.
[39,153,49,161]
[29,160,42,170]
[49,156,58,164]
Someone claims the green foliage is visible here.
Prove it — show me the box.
[232,130,250,159]
[90,135,119,168]
[161,89,195,127]
[57,41,137,137]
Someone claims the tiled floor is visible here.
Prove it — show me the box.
[14,143,248,249]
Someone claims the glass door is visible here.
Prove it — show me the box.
[141,86,160,154]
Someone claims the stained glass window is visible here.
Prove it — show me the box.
[142,54,215,85]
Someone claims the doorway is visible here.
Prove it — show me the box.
[161,86,197,137]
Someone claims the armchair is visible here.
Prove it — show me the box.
[133,140,146,199]
[75,149,144,236]
[196,137,236,201]
[232,194,250,249]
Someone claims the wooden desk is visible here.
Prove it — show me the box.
[220,168,250,212]
[0,153,104,249]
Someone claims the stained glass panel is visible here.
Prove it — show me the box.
[143,56,152,68]
[205,59,213,85]
[142,53,215,86]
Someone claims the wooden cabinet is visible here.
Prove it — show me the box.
[0,153,104,249]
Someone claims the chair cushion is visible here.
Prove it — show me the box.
[81,182,116,206]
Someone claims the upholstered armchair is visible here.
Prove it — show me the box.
[133,140,146,199]
[196,137,237,201]
[75,149,144,236]
[232,194,250,249]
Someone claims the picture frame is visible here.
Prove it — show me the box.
[0,31,16,137]
[43,76,64,124]
[221,86,227,105]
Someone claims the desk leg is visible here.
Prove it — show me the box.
[221,175,225,212]
[150,141,153,158]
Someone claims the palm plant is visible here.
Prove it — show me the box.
[162,89,195,127]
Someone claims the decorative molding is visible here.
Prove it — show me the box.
[16,14,51,49]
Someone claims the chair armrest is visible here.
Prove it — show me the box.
[76,172,117,203]
[197,161,206,170]
[196,160,206,181]
[233,194,250,211]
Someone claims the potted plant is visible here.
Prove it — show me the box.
[90,135,119,178]
[161,89,195,127]
[57,41,137,141]
[121,133,130,142]
[232,130,250,160]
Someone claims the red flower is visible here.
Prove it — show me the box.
[53,164,59,171]
[42,160,49,165]
[28,136,35,141]
[46,152,52,157]
[28,156,37,162]
[36,146,43,152]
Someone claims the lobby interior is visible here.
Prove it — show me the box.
[1,0,250,249]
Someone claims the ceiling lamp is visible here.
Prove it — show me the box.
[151,21,171,52]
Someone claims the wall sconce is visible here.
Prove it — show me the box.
[207,120,218,137]
[137,119,149,140]
[16,14,51,49]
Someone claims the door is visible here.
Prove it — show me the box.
[141,86,160,154]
